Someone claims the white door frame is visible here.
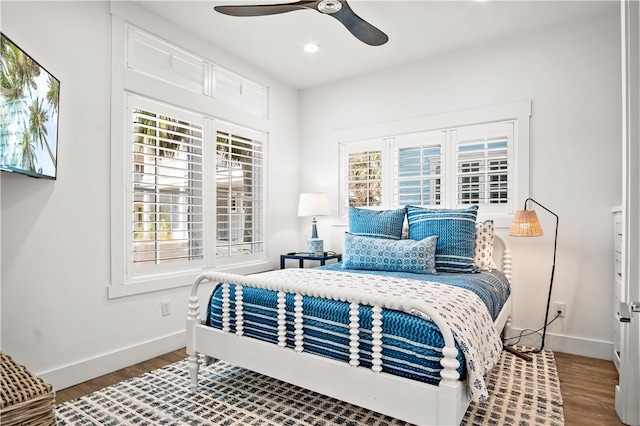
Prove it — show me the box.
[616,1,640,425]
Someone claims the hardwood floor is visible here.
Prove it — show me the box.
[56,348,624,425]
[554,351,624,426]
[55,348,187,404]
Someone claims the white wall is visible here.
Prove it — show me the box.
[0,1,299,389]
[299,9,622,359]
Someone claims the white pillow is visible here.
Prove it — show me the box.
[474,220,497,271]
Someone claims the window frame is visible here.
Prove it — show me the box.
[337,100,531,227]
[126,95,208,279]
[449,121,514,213]
[213,121,267,268]
[393,129,446,208]
[339,138,388,211]
[109,14,270,299]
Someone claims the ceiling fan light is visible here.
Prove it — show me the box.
[318,0,342,14]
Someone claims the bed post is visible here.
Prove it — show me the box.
[187,272,211,394]
[438,346,464,425]
[495,233,513,337]
[187,292,200,394]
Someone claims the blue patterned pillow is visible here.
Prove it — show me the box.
[342,233,438,274]
[406,205,479,272]
[348,207,406,240]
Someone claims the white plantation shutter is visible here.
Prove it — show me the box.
[215,123,265,259]
[456,140,508,204]
[394,131,445,208]
[126,26,204,95]
[214,67,269,117]
[453,122,513,211]
[129,97,205,275]
[340,120,515,215]
[113,22,275,296]
[125,24,269,118]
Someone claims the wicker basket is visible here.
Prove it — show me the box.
[1,353,56,426]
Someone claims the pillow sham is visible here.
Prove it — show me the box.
[474,220,497,271]
[342,233,438,274]
[348,207,406,240]
[406,205,479,272]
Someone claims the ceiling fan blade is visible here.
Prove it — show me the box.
[328,1,388,46]
[214,1,320,17]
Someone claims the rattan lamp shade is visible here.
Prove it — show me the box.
[509,209,543,237]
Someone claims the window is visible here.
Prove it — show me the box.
[394,130,445,208]
[116,93,267,296]
[454,123,511,207]
[215,124,264,260]
[344,141,384,208]
[110,17,271,297]
[340,120,518,217]
[129,97,205,278]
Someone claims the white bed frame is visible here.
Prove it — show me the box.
[187,234,512,426]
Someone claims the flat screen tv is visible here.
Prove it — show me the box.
[1,33,60,179]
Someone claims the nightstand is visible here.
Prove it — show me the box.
[280,252,342,269]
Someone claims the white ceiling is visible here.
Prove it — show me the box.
[132,0,616,89]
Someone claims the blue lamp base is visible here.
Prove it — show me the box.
[307,238,324,256]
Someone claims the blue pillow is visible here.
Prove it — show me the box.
[342,233,438,274]
[406,205,479,272]
[348,207,406,240]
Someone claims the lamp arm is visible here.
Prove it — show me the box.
[524,197,559,266]
[523,197,558,221]
[524,197,559,352]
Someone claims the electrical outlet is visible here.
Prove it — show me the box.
[553,302,566,318]
[161,300,171,317]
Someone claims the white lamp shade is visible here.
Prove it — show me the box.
[297,193,330,217]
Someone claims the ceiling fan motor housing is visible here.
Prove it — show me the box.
[318,0,342,14]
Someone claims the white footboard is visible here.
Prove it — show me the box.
[187,271,469,425]
[186,235,512,426]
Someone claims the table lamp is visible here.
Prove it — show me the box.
[298,193,330,256]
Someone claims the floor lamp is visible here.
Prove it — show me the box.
[507,197,559,358]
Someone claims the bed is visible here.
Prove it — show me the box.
[186,206,513,426]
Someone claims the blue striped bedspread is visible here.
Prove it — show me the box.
[206,267,510,402]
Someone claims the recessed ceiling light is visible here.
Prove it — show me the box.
[303,43,320,53]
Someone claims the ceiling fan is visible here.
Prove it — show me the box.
[213,0,389,46]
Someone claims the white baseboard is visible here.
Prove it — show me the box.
[505,328,613,360]
[39,331,187,391]
[39,328,612,392]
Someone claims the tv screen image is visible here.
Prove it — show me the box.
[1,33,60,179]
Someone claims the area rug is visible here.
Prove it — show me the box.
[55,347,564,426]
[462,347,564,426]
